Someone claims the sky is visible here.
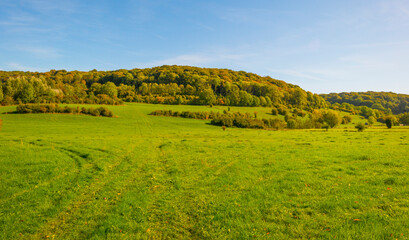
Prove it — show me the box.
[1,0,409,94]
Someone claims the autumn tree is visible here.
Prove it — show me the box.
[198,88,216,105]
[323,110,341,128]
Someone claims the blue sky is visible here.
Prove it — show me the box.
[1,0,409,94]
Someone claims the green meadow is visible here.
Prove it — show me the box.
[1,103,409,239]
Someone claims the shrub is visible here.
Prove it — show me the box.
[342,115,352,124]
[287,119,297,129]
[263,118,286,130]
[63,106,73,113]
[368,116,376,126]
[277,105,289,115]
[294,109,306,117]
[88,108,100,116]
[47,104,57,113]
[16,105,32,113]
[271,108,278,115]
[384,116,397,128]
[355,122,366,132]
[14,104,115,117]
[99,107,114,117]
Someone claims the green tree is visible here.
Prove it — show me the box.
[18,81,35,103]
[399,113,409,125]
[323,110,341,128]
[239,90,253,106]
[101,82,118,98]
[291,88,307,107]
[385,118,392,128]
[384,116,397,128]
[198,89,216,105]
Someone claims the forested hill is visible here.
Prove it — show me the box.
[0,65,327,110]
[321,92,409,114]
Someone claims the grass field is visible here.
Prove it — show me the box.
[1,103,409,239]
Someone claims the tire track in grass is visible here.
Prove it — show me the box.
[135,110,154,135]
[0,142,105,240]
[138,140,196,238]
[0,142,84,205]
[2,141,114,204]
[31,140,151,239]
[84,140,179,239]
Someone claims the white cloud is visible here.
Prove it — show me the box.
[19,0,78,14]
[16,46,61,59]
[219,8,295,25]
[4,63,45,72]
[267,69,326,82]
[138,52,250,68]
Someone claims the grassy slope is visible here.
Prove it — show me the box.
[1,103,409,239]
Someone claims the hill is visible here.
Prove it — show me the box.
[0,65,327,110]
[321,91,409,114]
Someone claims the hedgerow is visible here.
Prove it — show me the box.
[150,110,286,130]
[15,104,115,117]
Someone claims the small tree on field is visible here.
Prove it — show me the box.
[384,116,397,129]
[355,122,365,132]
[323,110,341,128]
[385,118,393,128]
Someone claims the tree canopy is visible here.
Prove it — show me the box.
[0,65,328,110]
[321,91,409,115]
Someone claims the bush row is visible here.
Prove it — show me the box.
[149,110,221,120]
[150,110,287,130]
[211,114,286,129]
[15,104,115,117]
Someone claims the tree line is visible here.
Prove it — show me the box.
[321,91,409,115]
[0,66,327,110]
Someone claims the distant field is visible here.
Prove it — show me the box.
[1,103,409,239]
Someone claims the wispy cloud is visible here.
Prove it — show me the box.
[348,41,409,49]
[0,14,37,26]
[0,4,67,35]
[219,8,295,25]
[19,0,78,14]
[139,52,250,68]
[4,62,45,72]
[15,46,61,59]
[380,0,409,18]
[267,69,327,82]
